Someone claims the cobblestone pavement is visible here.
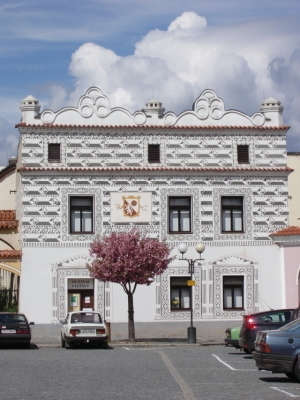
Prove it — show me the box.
[1,345,300,400]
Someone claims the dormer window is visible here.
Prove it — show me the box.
[148,144,160,163]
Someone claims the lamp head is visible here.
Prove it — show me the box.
[195,242,205,254]
[178,243,188,254]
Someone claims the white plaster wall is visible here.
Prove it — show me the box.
[19,243,282,324]
[0,169,16,209]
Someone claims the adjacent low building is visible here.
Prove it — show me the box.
[16,87,291,324]
[0,158,21,309]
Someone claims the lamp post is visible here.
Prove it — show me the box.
[178,242,205,344]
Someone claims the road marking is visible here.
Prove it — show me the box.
[157,350,197,400]
[212,354,257,371]
[271,387,300,398]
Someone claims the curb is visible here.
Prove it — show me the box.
[34,341,226,349]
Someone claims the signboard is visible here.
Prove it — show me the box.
[68,279,94,290]
[187,280,196,286]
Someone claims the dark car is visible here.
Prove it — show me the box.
[239,308,294,353]
[0,313,34,349]
[253,318,300,382]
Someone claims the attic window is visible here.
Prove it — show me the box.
[48,143,61,162]
[148,144,160,163]
[237,145,249,164]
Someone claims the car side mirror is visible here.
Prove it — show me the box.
[29,322,34,325]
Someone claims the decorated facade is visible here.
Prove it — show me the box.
[16,88,291,323]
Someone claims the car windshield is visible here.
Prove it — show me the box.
[278,318,300,332]
[0,314,26,324]
[70,313,102,324]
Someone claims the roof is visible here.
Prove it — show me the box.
[0,164,16,180]
[15,122,290,130]
[270,226,300,236]
[17,166,293,173]
[0,250,22,258]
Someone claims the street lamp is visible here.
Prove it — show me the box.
[177,242,205,344]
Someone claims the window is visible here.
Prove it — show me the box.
[237,145,249,164]
[70,197,93,233]
[221,196,243,233]
[170,277,191,310]
[223,276,244,310]
[148,144,160,163]
[48,143,61,162]
[169,197,191,233]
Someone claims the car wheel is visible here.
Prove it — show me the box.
[23,341,31,349]
[61,335,65,348]
[293,358,300,382]
[101,341,109,349]
[65,340,72,349]
[285,372,296,380]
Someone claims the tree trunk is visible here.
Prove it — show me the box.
[127,292,135,342]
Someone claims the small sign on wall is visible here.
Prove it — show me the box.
[110,192,152,222]
[68,279,94,290]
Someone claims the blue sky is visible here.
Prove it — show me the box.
[1,0,300,164]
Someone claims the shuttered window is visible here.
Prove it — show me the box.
[48,143,61,162]
[237,145,249,164]
[148,144,160,163]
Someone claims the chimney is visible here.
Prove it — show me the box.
[8,157,17,166]
[20,95,41,123]
[260,97,284,126]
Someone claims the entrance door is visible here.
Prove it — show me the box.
[80,290,94,311]
[68,293,81,312]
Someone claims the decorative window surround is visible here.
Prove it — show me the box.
[233,138,255,167]
[212,254,258,318]
[44,137,66,166]
[157,264,202,320]
[160,187,200,242]
[144,137,165,167]
[213,187,252,241]
[51,254,104,323]
[61,187,102,241]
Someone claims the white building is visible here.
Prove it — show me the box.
[16,88,291,324]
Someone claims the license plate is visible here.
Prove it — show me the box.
[83,329,95,334]
[1,329,16,333]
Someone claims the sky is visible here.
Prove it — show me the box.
[1,0,300,165]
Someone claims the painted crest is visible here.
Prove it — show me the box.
[122,195,141,218]
[111,192,152,222]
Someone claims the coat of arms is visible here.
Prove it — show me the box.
[116,195,148,218]
[111,192,152,222]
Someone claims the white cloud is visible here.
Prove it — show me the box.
[6,10,300,152]
[168,12,207,31]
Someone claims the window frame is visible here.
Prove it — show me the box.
[69,196,94,234]
[170,276,191,311]
[168,196,192,234]
[237,145,249,164]
[148,144,160,163]
[221,196,244,233]
[48,143,61,162]
[223,275,244,311]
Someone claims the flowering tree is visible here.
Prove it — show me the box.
[87,229,174,341]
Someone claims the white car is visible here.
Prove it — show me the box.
[61,311,108,349]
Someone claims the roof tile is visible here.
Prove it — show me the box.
[270,226,300,236]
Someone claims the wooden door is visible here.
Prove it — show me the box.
[80,290,94,311]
